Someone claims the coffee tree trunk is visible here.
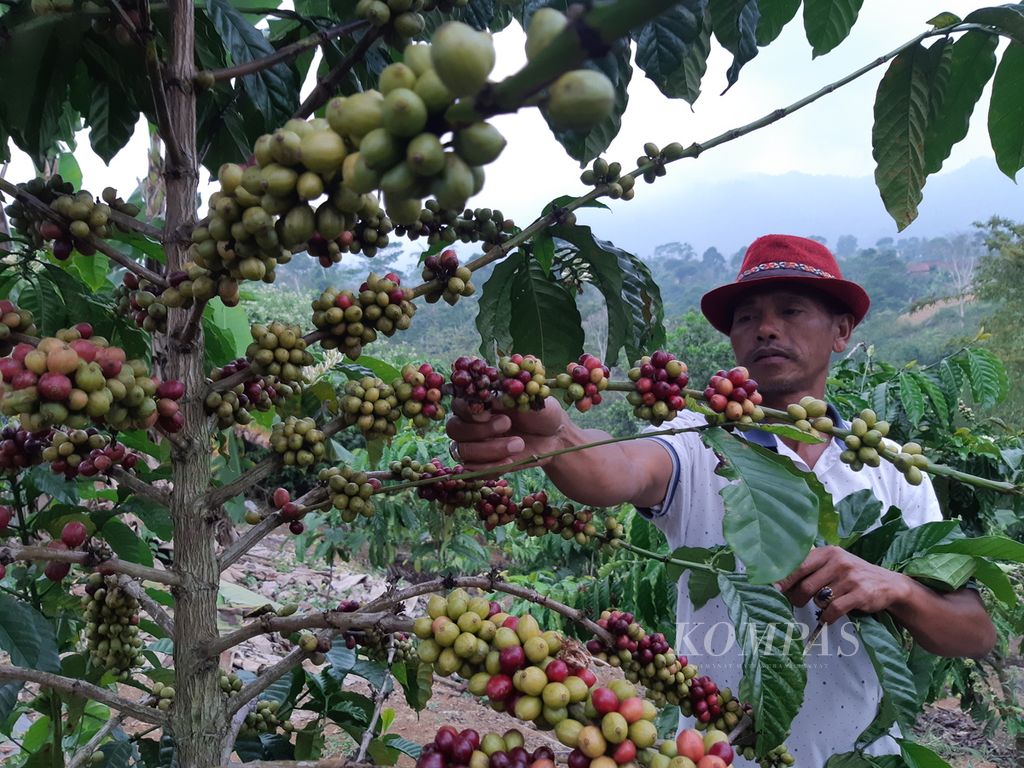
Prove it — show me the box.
[164,2,222,766]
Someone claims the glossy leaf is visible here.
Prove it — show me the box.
[899,739,953,767]
[665,545,735,609]
[901,552,977,591]
[837,489,883,546]
[756,0,801,46]
[635,1,710,103]
[87,81,139,164]
[959,347,1009,408]
[824,753,877,768]
[718,574,806,754]
[475,250,521,359]
[988,41,1024,179]
[928,534,1024,562]
[701,428,831,584]
[898,371,927,427]
[0,594,61,723]
[882,520,961,568]
[803,0,864,57]
[710,0,760,87]
[923,30,998,175]
[970,559,1017,605]
[964,4,1024,45]
[507,256,584,371]
[99,518,154,567]
[551,223,666,365]
[872,43,932,230]
[854,615,921,746]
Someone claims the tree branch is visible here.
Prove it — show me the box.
[109,467,170,505]
[202,20,369,83]
[106,207,164,240]
[225,645,307,717]
[116,575,175,638]
[221,699,258,764]
[177,297,209,348]
[0,666,169,726]
[356,642,395,762]
[206,454,282,509]
[0,177,167,287]
[66,712,128,768]
[0,543,180,586]
[218,487,328,571]
[294,27,384,119]
[145,41,187,173]
[207,610,411,659]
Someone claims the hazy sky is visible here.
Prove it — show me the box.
[4,1,1014,247]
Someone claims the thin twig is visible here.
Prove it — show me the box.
[207,609,410,658]
[116,575,175,638]
[221,699,258,764]
[207,455,283,509]
[203,20,369,82]
[356,641,396,762]
[106,207,164,240]
[0,543,180,586]
[0,177,167,287]
[145,41,187,172]
[218,486,328,571]
[66,712,128,768]
[0,665,169,726]
[108,467,169,505]
[294,27,384,119]
[177,297,209,348]
[109,0,146,46]
[225,645,308,717]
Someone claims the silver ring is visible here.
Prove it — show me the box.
[448,440,461,463]
[814,585,835,609]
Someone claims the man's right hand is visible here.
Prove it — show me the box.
[445,396,570,473]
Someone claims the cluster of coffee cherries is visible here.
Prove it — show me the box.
[113,273,169,333]
[561,682,660,768]
[588,610,696,708]
[358,626,417,665]
[270,416,327,467]
[671,728,737,768]
[636,142,686,185]
[626,352,691,425]
[39,520,91,584]
[415,459,487,514]
[416,727,553,768]
[320,466,382,522]
[0,300,38,355]
[514,492,601,546]
[407,204,515,249]
[394,362,446,427]
[246,322,313,387]
[474,480,518,529]
[311,272,416,361]
[579,157,636,201]
[419,248,476,305]
[241,699,295,737]
[0,423,49,472]
[0,327,185,434]
[889,440,929,486]
[555,354,610,412]
[340,376,403,440]
[448,356,499,414]
[703,367,765,424]
[414,590,598,734]
[42,428,141,479]
[261,487,308,534]
[206,358,292,429]
[83,573,143,678]
[150,681,176,712]
[497,354,550,411]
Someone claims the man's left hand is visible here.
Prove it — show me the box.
[774,545,910,625]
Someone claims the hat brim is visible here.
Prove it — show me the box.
[700,274,870,335]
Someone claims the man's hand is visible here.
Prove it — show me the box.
[773,545,911,625]
[445,396,570,472]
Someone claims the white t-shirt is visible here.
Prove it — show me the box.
[640,410,942,767]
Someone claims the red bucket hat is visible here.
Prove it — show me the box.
[700,234,870,334]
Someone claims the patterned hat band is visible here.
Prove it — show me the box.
[737,261,837,281]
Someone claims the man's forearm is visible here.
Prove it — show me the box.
[888,576,995,658]
[543,421,672,509]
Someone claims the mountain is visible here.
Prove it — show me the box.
[579,157,1024,259]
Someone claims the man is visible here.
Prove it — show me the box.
[447,235,995,766]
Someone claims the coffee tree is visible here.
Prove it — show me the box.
[1,2,1024,767]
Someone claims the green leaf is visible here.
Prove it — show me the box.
[740,423,825,444]
[57,152,83,190]
[872,42,932,230]
[635,1,710,104]
[476,250,521,359]
[331,356,402,386]
[710,0,760,87]
[848,512,909,566]
[928,12,962,28]
[988,40,1024,179]
[824,754,877,768]
[204,0,300,133]
[970,559,1016,605]
[803,0,864,57]
[923,30,998,175]
[717,574,805,755]
[899,739,953,768]
[86,80,139,164]
[532,230,555,274]
[544,42,632,165]
[964,4,1024,45]
[882,520,960,568]
[928,534,1024,562]
[665,546,734,609]
[911,371,950,422]
[837,489,883,546]
[68,253,112,293]
[701,428,831,584]
[960,347,1009,409]
[119,496,172,541]
[901,553,977,591]
[898,371,927,427]
[99,518,154,567]
[506,256,584,372]
[219,580,278,609]
[756,0,801,46]
[551,224,666,365]
[0,593,61,722]
[854,615,921,745]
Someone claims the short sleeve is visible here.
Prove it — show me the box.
[633,411,712,521]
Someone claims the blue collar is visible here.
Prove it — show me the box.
[742,403,849,450]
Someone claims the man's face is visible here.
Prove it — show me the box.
[728,288,853,400]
